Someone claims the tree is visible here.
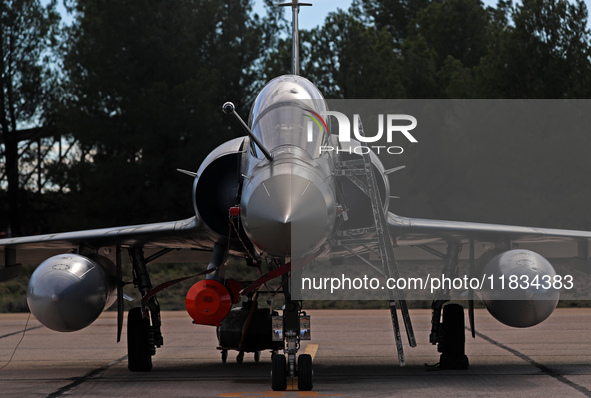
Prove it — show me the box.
[304,8,404,99]
[399,0,591,228]
[0,0,60,236]
[55,0,268,230]
[256,0,293,83]
[360,0,434,46]
[476,0,591,98]
[409,0,490,69]
[397,0,490,99]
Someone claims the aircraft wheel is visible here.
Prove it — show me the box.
[297,354,313,391]
[254,351,261,362]
[221,349,228,363]
[440,303,469,370]
[271,353,287,391]
[236,351,244,364]
[127,307,153,372]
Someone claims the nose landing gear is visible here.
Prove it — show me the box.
[271,344,314,391]
[271,275,313,391]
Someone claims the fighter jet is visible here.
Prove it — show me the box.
[1,1,590,392]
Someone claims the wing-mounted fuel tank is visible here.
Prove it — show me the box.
[333,136,390,229]
[193,137,247,236]
[476,249,559,328]
[27,253,117,332]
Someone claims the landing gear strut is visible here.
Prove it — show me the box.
[428,243,469,370]
[439,303,469,369]
[127,246,164,372]
[271,273,313,391]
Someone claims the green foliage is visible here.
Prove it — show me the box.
[0,0,61,236]
[476,0,591,98]
[0,265,34,312]
[410,0,490,69]
[303,0,591,100]
[305,9,405,98]
[360,0,434,45]
[51,0,272,229]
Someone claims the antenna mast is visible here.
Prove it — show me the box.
[279,1,312,75]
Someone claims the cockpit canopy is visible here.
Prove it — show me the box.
[248,75,330,159]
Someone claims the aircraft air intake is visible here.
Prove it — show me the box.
[192,137,245,235]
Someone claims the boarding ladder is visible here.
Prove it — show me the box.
[332,118,416,365]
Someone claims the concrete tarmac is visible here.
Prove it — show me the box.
[0,308,590,397]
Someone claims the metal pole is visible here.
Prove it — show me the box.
[292,5,299,75]
[279,1,311,76]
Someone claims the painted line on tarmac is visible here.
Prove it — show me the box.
[472,328,591,397]
[45,354,128,398]
[221,392,345,397]
[0,325,42,339]
[304,344,318,360]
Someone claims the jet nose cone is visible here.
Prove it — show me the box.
[241,173,335,257]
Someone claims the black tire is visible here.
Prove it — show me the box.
[440,303,469,370]
[127,307,153,372]
[236,351,244,364]
[254,351,261,362]
[271,354,287,391]
[297,354,313,391]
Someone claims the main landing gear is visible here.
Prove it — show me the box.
[425,242,469,370]
[127,307,154,371]
[438,303,469,369]
[126,246,164,372]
